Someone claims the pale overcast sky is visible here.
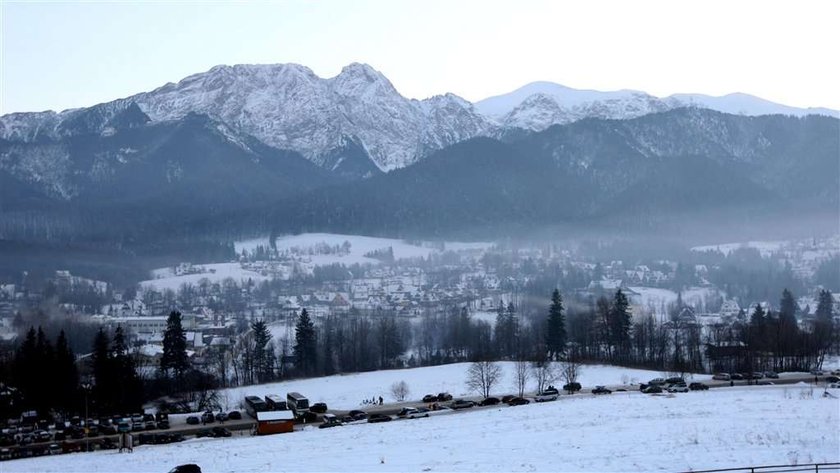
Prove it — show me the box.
[1,0,838,114]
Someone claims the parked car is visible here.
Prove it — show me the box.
[169,465,202,473]
[131,422,144,432]
[689,382,709,391]
[201,412,215,424]
[592,386,612,395]
[227,411,242,420]
[647,378,667,386]
[751,372,764,380]
[0,448,12,460]
[764,371,779,379]
[824,376,840,384]
[831,370,840,376]
[757,381,775,386]
[501,395,516,404]
[562,382,582,394]
[211,427,231,438]
[506,397,530,406]
[665,377,685,385]
[397,408,419,418]
[436,393,453,402]
[195,429,213,438]
[407,408,430,419]
[668,385,689,393]
[422,394,437,403]
[534,392,558,402]
[810,370,824,376]
[157,420,170,430]
[48,443,62,455]
[730,373,744,380]
[450,400,476,409]
[712,373,731,381]
[642,385,663,394]
[319,414,342,429]
[348,410,367,421]
[215,412,228,422]
[367,414,392,423]
[144,420,156,430]
[310,403,328,414]
[828,383,840,389]
[479,397,500,406]
[185,416,200,425]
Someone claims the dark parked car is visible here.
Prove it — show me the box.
[422,394,437,403]
[157,420,170,430]
[437,393,453,402]
[689,382,709,391]
[592,386,612,395]
[300,411,318,423]
[201,412,215,424]
[665,377,685,385]
[562,382,582,394]
[215,412,228,422]
[450,400,475,409]
[506,397,530,406]
[211,427,231,438]
[195,429,213,438]
[310,403,328,414]
[501,395,516,404]
[642,385,663,394]
[227,411,242,420]
[367,414,392,423]
[479,397,500,406]
[186,416,200,425]
[825,376,840,384]
[348,410,367,421]
[319,414,342,429]
[169,465,202,473]
[730,373,744,380]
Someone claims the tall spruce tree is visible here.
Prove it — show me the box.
[294,309,317,376]
[13,327,38,411]
[54,330,79,413]
[609,289,632,356]
[112,326,143,412]
[91,328,113,414]
[161,311,189,379]
[545,289,567,360]
[251,320,272,382]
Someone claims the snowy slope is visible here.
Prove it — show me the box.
[6,385,836,472]
[476,81,839,131]
[218,362,709,410]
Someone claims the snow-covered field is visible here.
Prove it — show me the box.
[628,286,722,317]
[217,362,710,411]
[237,233,492,265]
[140,262,269,292]
[7,385,837,473]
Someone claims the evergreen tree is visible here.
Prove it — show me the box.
[112,326,143,412]
[54,330,79,413]
[545,289,567,360]
[251,320,272,382]
[91,328,113,414]
[294,309,317,376]
[609,289,632,348]
[161,311,189,380]
[13,327,38,411]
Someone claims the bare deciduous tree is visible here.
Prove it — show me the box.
[560,357,582,394]
[531,360,558,394]
[466,361,502,398]
[390,380,410,402]
[513,360,530,397]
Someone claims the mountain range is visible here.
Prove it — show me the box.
[0,63,837,275]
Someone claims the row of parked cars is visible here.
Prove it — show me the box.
[0,412,171,450]
[639,377,709,394]
[185,410,242,426]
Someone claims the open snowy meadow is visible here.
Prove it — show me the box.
[5,384,837,473]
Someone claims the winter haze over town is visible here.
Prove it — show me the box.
[0,1,838,472]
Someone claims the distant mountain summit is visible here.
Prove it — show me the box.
[475,81,838,131]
